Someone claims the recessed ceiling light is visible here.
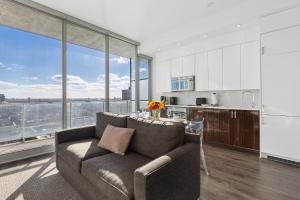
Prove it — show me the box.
[157,48,161,52]
[207,1,215,7]
[236,24,242,28]
[203,33,208,39]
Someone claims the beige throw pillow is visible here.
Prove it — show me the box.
[98,124,134,155]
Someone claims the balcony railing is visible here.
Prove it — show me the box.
[0,100,131,144]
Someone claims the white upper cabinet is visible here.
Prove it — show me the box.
[223,45,241,90]
[170,57,182,78]
[170,55,195,77]
[208,49,223,91]
[181,55,195,76]
[195,52,209,91]
[241,41,260,89]
[155,60,171,93]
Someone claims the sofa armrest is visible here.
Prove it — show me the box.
[55,125,96,145]
[134,143,200,200]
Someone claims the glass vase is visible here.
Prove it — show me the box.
[152,110,161,120]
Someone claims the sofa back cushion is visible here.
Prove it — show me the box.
[127,117,185,158]
[95,112,128,139]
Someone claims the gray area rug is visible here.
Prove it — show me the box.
[0,154,85,200]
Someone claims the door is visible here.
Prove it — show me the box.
[223,45,241,90]
[208,49,223,90]
[261,26,300,55]
[195,52,209,91]
[261,27,300,116]
[170,57,182,78]
[155,60,171,93]
[202,109,214,143]
[241,41,260,89]
[218,109,231,145]
[181,54,195,76]
[239,111,260,150]
[261,115,300,161]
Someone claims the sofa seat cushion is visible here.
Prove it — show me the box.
[96,112,128,139]
[127,117,185,158]
[81,152,152,200]
[56,138,109,173]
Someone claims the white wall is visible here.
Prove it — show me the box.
[151,26,260,107]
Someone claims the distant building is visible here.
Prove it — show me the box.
[122,89,130,100]
[0,94,5,102]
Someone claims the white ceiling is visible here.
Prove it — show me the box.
[32,0,300,54]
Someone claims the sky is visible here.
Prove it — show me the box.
[0,25,148,99]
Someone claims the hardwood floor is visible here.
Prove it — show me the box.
[200,145,300,200]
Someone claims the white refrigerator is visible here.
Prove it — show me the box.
[261,25,300,163]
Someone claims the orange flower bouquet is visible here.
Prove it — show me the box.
[147,101,165,120]
[147,101,165,111]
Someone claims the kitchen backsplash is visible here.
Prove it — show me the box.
[162,90,260,108]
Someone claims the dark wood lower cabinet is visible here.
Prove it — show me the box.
[238,110,260,150]
[189,108,260,152]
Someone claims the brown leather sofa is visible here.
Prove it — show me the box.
[55,112,200,200]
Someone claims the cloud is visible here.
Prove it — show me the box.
[97,73,130,90]
[111,57,130,64]
[24,77,39,81]
[0,62,25,71]
[52,74,87,85]
[140,68,147,72]
[0,62,13,71]
[0,73,130,99]
[0,80,17,89]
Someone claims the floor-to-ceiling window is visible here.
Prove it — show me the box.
[0,0,62,144]
[108,37,136,114]
[0,0,151,157]
[66,24,105,128]
[139,56,151,110]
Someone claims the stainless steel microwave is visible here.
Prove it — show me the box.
[171,76,195,92]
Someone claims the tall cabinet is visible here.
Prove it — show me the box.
[261,25,300,162]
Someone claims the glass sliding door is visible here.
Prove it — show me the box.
[0,0,63,144]
[109,37,136,114]
[66,24,105,128]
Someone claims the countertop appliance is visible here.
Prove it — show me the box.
[167,106,187,119]
[160,96,167,103]
[261,26,300,163]
[210,93,218,106]
[169,97,177,105]
[171,76,195,92]
[196,98,207,106]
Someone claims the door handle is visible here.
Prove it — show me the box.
[262,116,266,125]
[231,111,233,118]
[234,111,237,119]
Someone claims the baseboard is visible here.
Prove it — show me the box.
[261,152,300,167]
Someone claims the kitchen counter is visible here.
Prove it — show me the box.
[165,104,260,111]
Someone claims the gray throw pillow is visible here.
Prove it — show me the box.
[127,117,185,158]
